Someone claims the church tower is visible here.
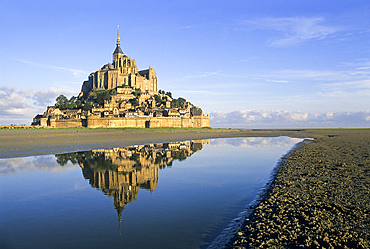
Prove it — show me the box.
[81,25,158,96]
[113,25,124,69]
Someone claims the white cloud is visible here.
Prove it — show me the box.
[267,79,289,83]
[239,17,340,46]
[256,65,370,101]
[0,155,78,175]
[0,86,77,125]
[172,71,227,82]
[181,24,207,29]
[210,137,303,148]
[174,90,210,94]
[273,69,345,80]
[210,110,370,128]
[18,60,87,77]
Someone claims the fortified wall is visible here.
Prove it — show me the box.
[47,115,209,129]
[85,115,209,128]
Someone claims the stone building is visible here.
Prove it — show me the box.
[81,27,158,96]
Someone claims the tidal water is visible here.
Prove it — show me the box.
[0,137,303,249]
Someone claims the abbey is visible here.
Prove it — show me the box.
[81,29,158,96]
[32,27,209,129]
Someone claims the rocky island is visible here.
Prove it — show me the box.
[32,27,209,129]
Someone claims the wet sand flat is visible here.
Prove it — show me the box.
[1,128,369,247]
[0,128,311,158]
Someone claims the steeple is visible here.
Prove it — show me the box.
[117,25,120,47]
[113,25,123,55]
[116,205,124,235]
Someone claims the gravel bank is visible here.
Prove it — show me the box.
[228,129,370,248]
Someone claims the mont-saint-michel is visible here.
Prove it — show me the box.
[32,28,209,129]
[2,1,370,248]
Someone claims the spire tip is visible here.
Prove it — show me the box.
[116,25,120,46]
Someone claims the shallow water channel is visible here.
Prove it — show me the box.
[0,137,303,249]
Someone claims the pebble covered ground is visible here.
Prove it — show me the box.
[228,129,370,248]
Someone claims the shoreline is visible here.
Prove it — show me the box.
[228,128,370,248]
[1,128,369,247]
[209,138,311,248]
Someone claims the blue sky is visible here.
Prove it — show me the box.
[1,0,369,127]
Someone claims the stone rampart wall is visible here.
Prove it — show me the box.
[193,115,210,128]
[50,118,83,128]
[51,115,209,129]
[40,118,48,127]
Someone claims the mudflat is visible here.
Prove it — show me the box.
[0,127,312,158]
[1,128,369,247]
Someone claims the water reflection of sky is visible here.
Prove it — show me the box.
[0,136,301,175]
[0,155,78,175]
[0,137,303,249]
[210,136,303,147]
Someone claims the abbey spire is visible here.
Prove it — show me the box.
[117,25,120,46]
[113,25,124,69]
[113,25,123,55]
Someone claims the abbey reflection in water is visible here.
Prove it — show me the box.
[55,140,209,223]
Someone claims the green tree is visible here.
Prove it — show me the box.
[171,99,179,108]
[68,96,77,109]
[170,97,186,108]
[191,106,202,112]
[55,154,69,166]
[154,94,162,104]
[129,98,139,108]
[130,152,140,161]
[110,89,117,95]
[55,153,78,166]
[132,88,141,97]
[165,91,172,99]
[55,95,69,110]
[95,90,111,105]
[178,97,186,106]
[82,102,93,111]
[76,99,82,108]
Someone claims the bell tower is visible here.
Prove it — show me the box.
[113,25,124,68]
